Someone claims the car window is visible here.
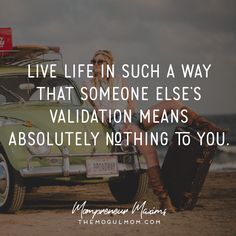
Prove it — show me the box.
[0,75,81,105]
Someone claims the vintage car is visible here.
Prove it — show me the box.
[0,45,148,213]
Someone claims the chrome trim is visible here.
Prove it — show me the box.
[0,165,7,194]
[27,149,138,169]
[20,146,147,178]
[0,154,10,207]
[20,162,147,178]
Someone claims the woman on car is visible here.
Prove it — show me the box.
[82,50,225,213]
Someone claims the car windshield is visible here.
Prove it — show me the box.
[0,75,81,105]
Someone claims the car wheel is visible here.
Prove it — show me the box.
[108,171,148,203]
[0,153,26,213]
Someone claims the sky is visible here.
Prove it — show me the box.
[1,0,236,115]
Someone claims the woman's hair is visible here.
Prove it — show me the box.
[93,50,114,65]
[92,50,114,89]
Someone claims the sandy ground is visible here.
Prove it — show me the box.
[0,171,235,236]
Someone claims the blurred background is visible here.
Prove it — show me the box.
[1,0,235,171]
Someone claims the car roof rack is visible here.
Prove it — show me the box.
[0,44,62,67]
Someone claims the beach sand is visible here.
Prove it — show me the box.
[0,171,235,236]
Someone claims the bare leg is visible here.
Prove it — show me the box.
[142,100,184,130]
[123,123,159,168]
[141,100,227,133]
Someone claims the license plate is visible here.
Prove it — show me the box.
[86,156,119,178]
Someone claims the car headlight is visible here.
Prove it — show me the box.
[26,131,51,155]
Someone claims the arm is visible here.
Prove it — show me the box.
[121,78,136,114]
[81,79,108,125]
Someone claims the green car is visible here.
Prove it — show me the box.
[0,45,148,213]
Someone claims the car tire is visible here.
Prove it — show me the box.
[0,153,26,213]
[108,171,148,203]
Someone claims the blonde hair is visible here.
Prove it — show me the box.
[93,50,114,65]
[92,50,114,90]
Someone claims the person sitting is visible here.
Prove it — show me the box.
[82,49,226,213]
